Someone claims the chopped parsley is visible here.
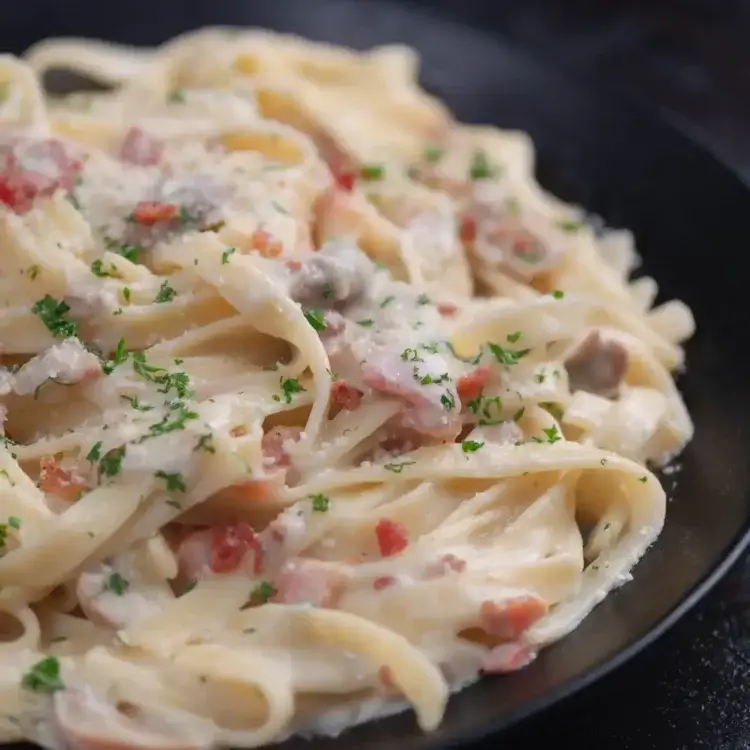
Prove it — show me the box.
[99,446,126,478]
[221,247,236,264]
[155,470,186,492]
[416,293,431,306]
[310,493,330,512]
[271,200,289,215]
[103,572,129,596]
[8,516,20,530]
[120,394,153,411]
[384,460,416,473]
[117,244,143,263]
[558,219,584,233]
[123,287,132,303]
[440,390,456,410]
[506,331,522,343]
[195,433,216,453]
[380,295,395,308]
[532,426,562,445]
[168,89,186,103]
[154,281,177,304]
[31,295,78,338]
[304,309,327,332]
[102,338,129,375]
[401,348,422,362]
[461,440,484,453]
[272,377,305,404]
[487,342,530,366]
[360,163,385,181]
[322,283,333,300]
[357,319,375,328]
[86,441,103,463]
[253,580,276,604]
[513,406,526,421]
[146,404,199,439]
[551,289,565,299]
[639,476,648,483]
[0,516,21,547]
[90,259,119,278]
[27,265,41,280]
[423,145,444,164]
[468,149,497,180]
[21,657,64,694]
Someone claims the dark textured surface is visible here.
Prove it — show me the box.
[3,2,750,749]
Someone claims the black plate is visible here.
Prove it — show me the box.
[11,0,750,748]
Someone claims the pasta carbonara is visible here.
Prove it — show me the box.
[0,27,694,750]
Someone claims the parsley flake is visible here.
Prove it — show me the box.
[21,657,64,694]
[99,446,126,478]
[360,163,385,181]
[155,470,186,492]
[86,441,103,463]
[310,493,330,512]
[423,145,444,164]
[103,572,129,596]
[221,247,236,264]
[31,296,78,338]
[468,149,498,180]
[487,342,530,366]
[461,440,484,453]
[357,319,375,328]
[384,460,416,473]
[253,580,276,604]
[304,309,327,332]
[551,289,565,299]
[195,434,216,454]
[154,281,176,304]
[272,377,306,404]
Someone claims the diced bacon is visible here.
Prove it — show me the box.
[375,519,410,558]
[286,259,302,271]
[424,553,467,578]
[230,426,248,437]
[372,575,396,591]
[0,138,82,213]
[261,426,303,469]
[215,477,277,503]
[38,457,89,502]
[479,596,548,641]
[459,213,477,244]
[272,558,350,607]
[130,201,178,225]
[480,642,537,674]
[249,228,283,258]
[437,303,458,317]
[456,366,491,404]
[210,522,264,575]
[119,127,164,167]
[330,380,363,411]
[333,170,356,192]
[378,665,395,688]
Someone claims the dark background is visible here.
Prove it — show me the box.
[3,1,750,748]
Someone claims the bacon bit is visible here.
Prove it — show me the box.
[378,665,395,688]
[285,259,302,271]
[375,519,410,558]
[479,596,548,641]
[330,380,363,411]
[119,126,164,166]
[261,426,303,469]
[457,366,491,404]
[130,201,178,225]
[459,213,477,244]
[210,522,264,575]
[425,553,467,578]
[437,303,458,317]
[38,456,89,502]
[373,575,396,591]
[218,478,276,503]
[273,558,349,607]
[250,228,283,258]
[333,170,356,192]
[230,426,248,438]
[480,643,537,674]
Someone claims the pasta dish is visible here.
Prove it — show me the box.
[0,28,694,750]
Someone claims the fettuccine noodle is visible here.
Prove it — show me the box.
[0,28,694,749]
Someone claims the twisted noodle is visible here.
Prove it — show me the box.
[0,27,694,749]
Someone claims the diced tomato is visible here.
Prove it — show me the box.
[119,127,164,166]
[38,456,89,502]
[479,596,548,641]
[250,228,283,258]
[261,426,303,469]
[375,519,410,558]
[480,643,536,674]
[273,558,349,607]
[130,200,179,225]
[424,553,466,578]
[210,522,264,575]
[373,575,396,590]
[437,303,458,316]
[456,366,491,404]
[330,380,363,411]
[459,213,477,244]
